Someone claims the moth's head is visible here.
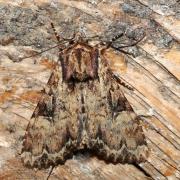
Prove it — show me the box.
[61,41,99,82]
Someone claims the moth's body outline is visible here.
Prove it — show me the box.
[21,24,148,168]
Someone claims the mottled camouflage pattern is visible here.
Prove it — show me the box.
[21,39,148,168]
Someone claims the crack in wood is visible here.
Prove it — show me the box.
[138,46,180,83]
[147,137,180,166]
[128,55,180,101]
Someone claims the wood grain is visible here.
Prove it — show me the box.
[0,0,179,179]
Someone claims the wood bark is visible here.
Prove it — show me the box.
[0,0,179,179]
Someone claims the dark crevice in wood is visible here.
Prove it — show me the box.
[141,117,180,151]
[46,166,54,180]
[12,99,36,108]
[124,90,180,150]
[141,162,165,180]
[146,161,168,180]
[127,57,158,84]
[134,163,154,179]
[130,91,180,142]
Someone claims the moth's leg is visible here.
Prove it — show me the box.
[137,115,160,133]
[111,72,134,91]
[111,48,136,57]
[62,32,76,43]
[46,166,54,180]
[104,32,144,51]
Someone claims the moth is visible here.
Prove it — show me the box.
[21,24,148,168]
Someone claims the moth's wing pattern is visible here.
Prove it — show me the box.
[86,58,148,163]
[21,66,80,168]
[21,44,148,168]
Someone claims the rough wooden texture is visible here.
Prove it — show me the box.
[0,0,179,179]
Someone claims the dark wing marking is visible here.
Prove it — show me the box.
[31,70,59,119]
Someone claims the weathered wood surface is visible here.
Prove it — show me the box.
[0,0,179,179]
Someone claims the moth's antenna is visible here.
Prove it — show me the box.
[116,34,145,49]
[107,33,124,48]
[100,32,146,57]
[111,48,136,57]
[19,43,66,60]
[20,22,68,60]
[50,22,64,57]
[51,22,61,43]
[110,36,145,57]
[104,32,145,50]
[51,22,76,43]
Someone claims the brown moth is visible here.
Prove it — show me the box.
[21,25,148,168]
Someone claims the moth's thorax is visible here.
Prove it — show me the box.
[62,43,98,82]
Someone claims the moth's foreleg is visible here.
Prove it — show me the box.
[115,34,145,49]
[106,33,124,48]
[112,73,134,91]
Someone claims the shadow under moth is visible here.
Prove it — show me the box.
[21,25,148,168]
